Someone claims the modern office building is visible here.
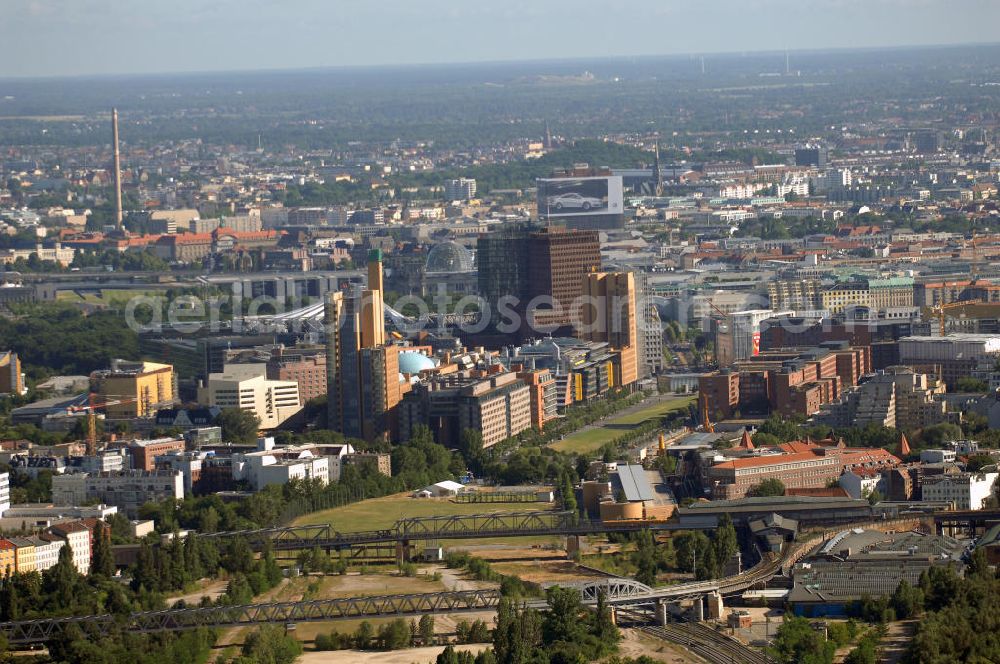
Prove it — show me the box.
[197,364,301,430]
[580,271,640,389]
[265,347,327,403]
[767,280,824,312]
[128,437,187,472]
[634,273,664,378]
[398,368,532,449]
[700,342,871,419]
[819,277,914,314]
[0,472,9,515]
[0,352,25,396]
[325,250,402,442]
[515,367,558,430]
[51,470,185,518]
[92,359,177,419]
[477,226,601,339]
[444,178,477,202]
[898,334,1000,388]
[794,145,828,168]
[232,441,330,491]
[715,309,791,366]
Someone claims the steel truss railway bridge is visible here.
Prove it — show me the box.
[203,510,687,559]
[7,513,918,645]
[0,541,786,645]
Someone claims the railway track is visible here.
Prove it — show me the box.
[643,624,773,664]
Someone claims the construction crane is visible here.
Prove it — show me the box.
[70,393,139,455]
[700,393,715,434]
[932,299,982,337]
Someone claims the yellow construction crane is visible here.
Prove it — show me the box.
[932,299,982,337]
[71,393,139,455]
[700,393,715,434]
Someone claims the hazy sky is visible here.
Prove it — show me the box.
[3,0,1000,78]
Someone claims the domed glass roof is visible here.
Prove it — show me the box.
[425,241,475,273]
[398,351,436,374]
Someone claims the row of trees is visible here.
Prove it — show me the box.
[314,615,441,651]
[627,516,739,586]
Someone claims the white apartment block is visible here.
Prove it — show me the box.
[0,472,10,515]
[49,523,91,575]
[30,536,65,572]
[197,363,301,429]
[922,472,998,511]
[444,178,477,202]
[232,445,329,491]
[52,470,184,517]
[839,469,884,500]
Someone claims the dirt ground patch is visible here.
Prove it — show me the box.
[297,644,490,664]
[314,571,447,598]
[166,579,228,607]
[618,629,711,663]
[878,620,916,664]
[491,559,610,585]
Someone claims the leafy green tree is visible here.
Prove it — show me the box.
[955,377,988,393]
[632,530,660,586]
[891,579,923,620]
[418,614,435,645]
[542,586,588,646]
[966,454,996,472]
[674,531,717,578]
[713,514,739,568]
[919,423,963,448]
[560,472,577,514]
[91,521,116,578]
[43,545,81,612]
[594,589,620,646]
[769,616,835,664]
[458,428,484,472]
[751,478,786,497]
[377,618,412,650]
[237,624,302,664]
[354,621,374,649]
[216,408,261,445]
[494,597,542,664]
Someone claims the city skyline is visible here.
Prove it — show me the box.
[2,0,1000,78]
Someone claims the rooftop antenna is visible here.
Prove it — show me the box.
[112,108,123,230]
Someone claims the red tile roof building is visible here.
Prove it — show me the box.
[706,440,900,500]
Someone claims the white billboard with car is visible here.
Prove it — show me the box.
[537,176,624,218]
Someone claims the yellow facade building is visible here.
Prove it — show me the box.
[93,360,177,418]
[580,271,639,389]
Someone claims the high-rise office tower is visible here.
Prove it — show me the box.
[325,291,362,438]
[325,250,399,441]
[361,249,386,349]
[580,271,639,389]
[477,226,600,339]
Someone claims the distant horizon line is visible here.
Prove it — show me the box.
[2,39,1000,83]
